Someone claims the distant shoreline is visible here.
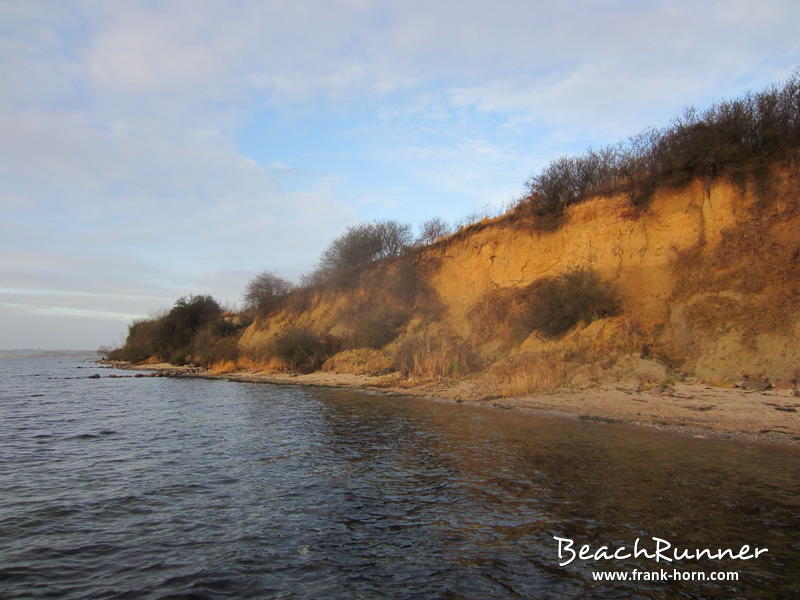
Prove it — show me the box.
[100,360,800,448]
[2,350,99,359]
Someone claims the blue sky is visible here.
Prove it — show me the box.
[1,0,799,349]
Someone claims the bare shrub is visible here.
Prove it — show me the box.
[521,71,800,217]
[283,287,314,313]
[270,327,336,372]
[361,255,427,307]
[467,287,536,347]
[415,217,452,246]
[352,309,408,349]
[191,320,240,366]
[307,220,413,285]
[524,268,619,338]
[242,271,293,314]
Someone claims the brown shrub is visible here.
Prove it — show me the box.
[351,309,408,349]
[270,327,338,372]
[394,329,479,379]
[467,287,532,347]
[521,72,800,218]
[191,322,240,366]
[524,268,620,338]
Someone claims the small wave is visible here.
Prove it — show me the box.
[67,433,100,440]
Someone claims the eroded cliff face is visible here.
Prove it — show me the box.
[239,167,800,388]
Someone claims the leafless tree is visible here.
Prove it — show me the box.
[414,217,452,246]
[243,272,293,313]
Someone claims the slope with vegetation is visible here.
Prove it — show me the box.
[111,73,800,395]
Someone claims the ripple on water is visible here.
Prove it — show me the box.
[1,358,800,599]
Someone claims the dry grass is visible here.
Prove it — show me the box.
[322,348,395,375]
[207,360,238,374]
[483,351,566,396]
[467,287,531,347]
[394,328,479,379]
[336,301,408,349]
[236,355,284,372]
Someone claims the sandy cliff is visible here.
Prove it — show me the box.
[239,165,800,389]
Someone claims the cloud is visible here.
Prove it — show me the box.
[1,0,798,348]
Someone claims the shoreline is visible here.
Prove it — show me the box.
[100,360,800,447]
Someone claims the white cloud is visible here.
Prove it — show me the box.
[1,0,798,347]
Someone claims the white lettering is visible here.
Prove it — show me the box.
[554,536,576,566]
[653,537,673,563]
[554,537,768,566]
[614,546,631,560]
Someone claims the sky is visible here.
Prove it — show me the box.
[1,0,799,350]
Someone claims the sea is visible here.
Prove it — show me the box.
[1,356,799,599]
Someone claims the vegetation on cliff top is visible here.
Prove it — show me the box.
[520,70,800,218]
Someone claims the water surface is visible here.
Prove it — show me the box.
[1,357,799,598]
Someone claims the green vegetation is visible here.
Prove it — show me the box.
[112,318,161,363]
[155,295,222,363]
[109,295,246,366]
[522,71,800,216]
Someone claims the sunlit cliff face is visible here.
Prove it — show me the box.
[240,167,800,382]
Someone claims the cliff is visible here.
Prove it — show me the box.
[236,163,800,393]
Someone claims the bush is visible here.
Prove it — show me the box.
[270,327,335,372]
[109,318,161,362]
[349,309,408,349]
[305,220,413,285]
[156,295,222,362]
[415,217,452,246]
[524,268,619,338]
[394,329,479,378]
[242,272,293,314]
[191,321,241,366]
[522,71,800,216]
[467,287,532,347]
[110,294,228,365]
